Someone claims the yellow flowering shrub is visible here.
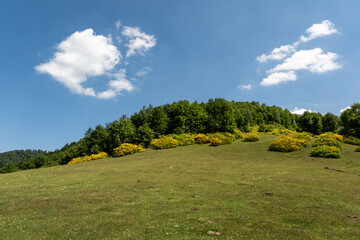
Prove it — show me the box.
[292,132,312,146]
[318,132,343,142]
[208,133,234,145]
[243,134,260,142]
[67,152,108,165]
[266,128,295,136]
[269,135,306,152]
[233,129,244,139]
[311,145,341,158]
[194,134,210,144]
[167,133,195,146]
[209,137,224,146]
[113,143,145,157]
[312,136,342,150]
[150,136,179,149]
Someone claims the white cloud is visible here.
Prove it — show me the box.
[122,26,156,57]
[300,20,338,43]
[257,20,341,87]
[238,84,252,90]
[340,106,351,113]
[135,67,152,77]
[256,20,338,63]
[97,69,134,99]
[260,71,297,86]
[35,29,121,97]
[256,43,297,63]
[36,24,156,99]
[291,107,313,115]
[115,20,121,30]
[270,48,341,74]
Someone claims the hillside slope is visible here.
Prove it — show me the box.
[1,135,360,239]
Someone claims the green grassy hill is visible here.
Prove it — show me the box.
[1,135,360,239]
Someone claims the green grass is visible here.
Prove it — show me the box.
[1,135,360,239]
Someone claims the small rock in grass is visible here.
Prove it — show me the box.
[206,221,215,225]
[207,231,221,235]
[198,218,205,222]
[191,207,199,211]
[174,225,179,228]
[266,192,273,196]
[193,195,200,198]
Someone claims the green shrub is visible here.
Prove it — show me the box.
[243,134,260,142]
[356,146,360,152]
[343,136,360,146]
[311,145,341,158]
[167,133,195,146]
[0,162,18,174]
[269,135,307,152]
[233,129,244,139]
[312,137,342,150]
[194,134,210,144]
[150,136,179,150]
[113,143,145,157]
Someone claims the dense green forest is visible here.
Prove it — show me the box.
[1,99,359,173]
[0,150,46,168]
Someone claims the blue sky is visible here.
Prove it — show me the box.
[1,0,359,153]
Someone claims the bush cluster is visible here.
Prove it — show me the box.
[343,136,360,146]
[269,135,309,152]
[150,136,179,149]
[311,145,341,158]
[167,133,195,146]
[194,134,210,144]
[67,152,108,165]
[356,146,360,152]
[243,134,260,142]
[113,143,145,157]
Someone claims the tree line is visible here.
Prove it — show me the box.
[1,99,359,173]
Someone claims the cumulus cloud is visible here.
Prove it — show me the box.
[300,20,339,43]
[36,24,156,99]
[291,107,313,115]
[122,26,156,57]
[257,20,341,87]
[35,29,121,97]
[238,84,252,90]
[97,69,134,99]
[256,43,298,63]
[261,71,297,86]
[270,48,341,74]
[257,20,338,63]
[340,106,351,113]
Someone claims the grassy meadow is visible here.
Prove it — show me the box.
[1,134,360,239]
